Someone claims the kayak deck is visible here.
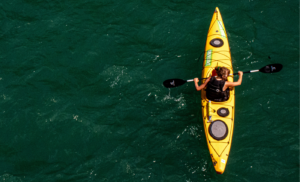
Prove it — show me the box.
[201,7,235,174]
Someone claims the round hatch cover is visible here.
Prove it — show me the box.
[217,108,229,117]
[210,38,224,47]
[209,120,228,140]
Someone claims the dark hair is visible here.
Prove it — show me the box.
[216,67,230,77]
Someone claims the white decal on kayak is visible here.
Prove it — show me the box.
[205,49,212,67]
[221,159,226,164]
[217,20,226,38]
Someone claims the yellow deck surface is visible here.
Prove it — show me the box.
[201,7,235,174]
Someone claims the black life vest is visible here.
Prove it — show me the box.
[206,77,229,102]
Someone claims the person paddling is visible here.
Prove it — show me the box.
[193,76,211,91]
[194,67,243,102]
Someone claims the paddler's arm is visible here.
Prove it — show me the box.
[194,76,211,91]
[224,71,243,88]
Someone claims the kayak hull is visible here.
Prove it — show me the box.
[201,7,235,174]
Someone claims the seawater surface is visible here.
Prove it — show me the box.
[0,0,299,181]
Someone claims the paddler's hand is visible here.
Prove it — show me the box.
[238,71,243,76]
[194,78,199,83]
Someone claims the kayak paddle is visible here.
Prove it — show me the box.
[163,78,196,88]
[231,63,283,75]
[163,63,283,88]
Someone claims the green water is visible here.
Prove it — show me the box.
[0,0,299,181]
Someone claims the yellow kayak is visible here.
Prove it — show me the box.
[201,7,235,174]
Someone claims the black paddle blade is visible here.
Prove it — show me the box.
[163,79,187,88]
[259,64,283,73]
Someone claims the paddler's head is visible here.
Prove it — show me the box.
[216,67,230,81]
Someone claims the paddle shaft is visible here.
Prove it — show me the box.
[232,69,259,75]
[187,77,210,82]
[164,64,282,88]
[187,70,256,81]
[189,69,270,80]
